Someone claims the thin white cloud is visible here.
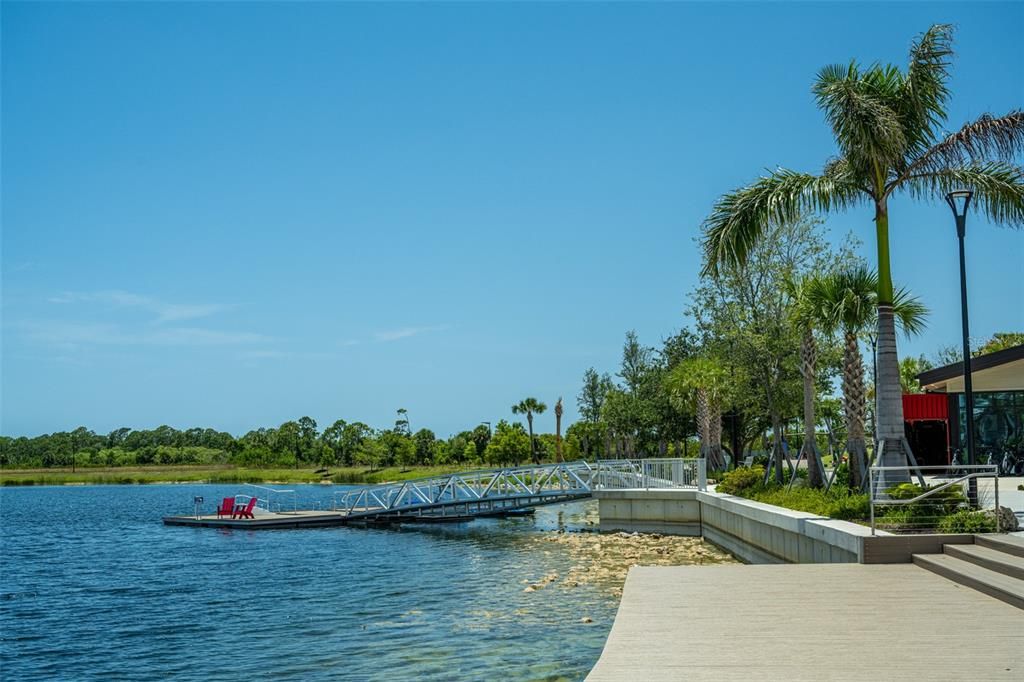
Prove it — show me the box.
[374,324,450,342]
[18,320,270,349]
[47,290,229,323]
[238,349,293,360]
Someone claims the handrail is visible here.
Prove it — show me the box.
[868,464,999,535]
[242,483,297,513]
[331,458,701,519]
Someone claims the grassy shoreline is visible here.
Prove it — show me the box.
[0,464,467,487]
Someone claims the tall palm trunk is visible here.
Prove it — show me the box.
[696,388,710,462]
[555,399,563,463]
[800,327,823,487]
[842,329,868,489]
[874,202,911,487]
[527,412,537,464]
[708,400,724,471]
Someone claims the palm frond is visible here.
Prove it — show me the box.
[811,264,877,333]
[903,161,1024,227]
[900,111,1024,181]
[899,24,954,154]
[701,168,866,275]
[813,62,906,171]
[891,287,929,337]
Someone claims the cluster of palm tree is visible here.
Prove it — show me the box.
[702,24,1023,480]
[792,267,928,488]
[664,357,732,471]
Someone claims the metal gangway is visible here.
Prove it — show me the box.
[333,458,704,522]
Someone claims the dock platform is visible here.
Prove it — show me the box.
[587,563,1024,681]
[162,509,486,529]
[163,510,351,529]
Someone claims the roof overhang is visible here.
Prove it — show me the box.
[918,344,1024,393]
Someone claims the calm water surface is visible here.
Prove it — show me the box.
[1,485,621,681]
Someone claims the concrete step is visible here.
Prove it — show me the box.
[944,543,1024,580]
[975,533,1024,558]
[913,553,1024,610]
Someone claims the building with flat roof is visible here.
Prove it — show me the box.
[907,344,1024,467]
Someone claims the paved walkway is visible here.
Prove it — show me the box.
[587,564,1023,681]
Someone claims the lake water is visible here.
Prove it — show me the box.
[1,484,636,681]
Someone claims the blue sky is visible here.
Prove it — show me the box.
[3,1,1022,438]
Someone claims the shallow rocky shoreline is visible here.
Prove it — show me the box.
[523,528,738,599]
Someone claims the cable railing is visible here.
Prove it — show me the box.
[868,464,1000,535]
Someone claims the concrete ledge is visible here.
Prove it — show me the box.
[696,490,863,563]
[596,488,988,565]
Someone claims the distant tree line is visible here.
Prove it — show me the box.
[0,409,586,471]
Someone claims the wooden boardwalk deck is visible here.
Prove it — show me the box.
[587,564,1024,681]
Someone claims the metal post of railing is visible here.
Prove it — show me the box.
[869,467,876,536]
[994,474,1000,533]
[697,458,707,491]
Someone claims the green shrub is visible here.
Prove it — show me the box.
[884,482,966,521]
[825,493,871,521]
[717,466,765,495]
[832,463,850,490]
[937,510,997,534]
[745,486,870,520]
[876,508,914,530]
[885,483,924,500]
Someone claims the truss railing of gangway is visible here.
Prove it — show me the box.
[332,458,704,520]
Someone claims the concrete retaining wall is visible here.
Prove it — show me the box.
[596,489,702,536]
[596,488,876,564]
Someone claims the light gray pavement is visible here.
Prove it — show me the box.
[587,563,1024,681]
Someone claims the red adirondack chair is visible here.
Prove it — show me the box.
[215,497,235,518]
[233,497,258,519]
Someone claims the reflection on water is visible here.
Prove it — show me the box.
[0,484,732,681]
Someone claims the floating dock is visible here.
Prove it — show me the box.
[161,509,494,529]
[161,506,540,529]
[163,510,351,529]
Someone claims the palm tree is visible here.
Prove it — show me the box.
[789,275,827,488]
[702,25,1023,474]
[665,357,732,471]
[512,398,547,464]
[809,265,928,488]
[554,397,564,462]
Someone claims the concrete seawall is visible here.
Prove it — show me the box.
[596,488,975,564]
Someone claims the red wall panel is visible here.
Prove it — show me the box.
[902,393,949,421]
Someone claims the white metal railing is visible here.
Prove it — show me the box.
[592,458,706,491]
[868,465,1000,535]
[331,458,702,520]
[241,484,297,514]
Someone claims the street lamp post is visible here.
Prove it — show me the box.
[946,190,977,500]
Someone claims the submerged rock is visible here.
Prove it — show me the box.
[525,527,737,597]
